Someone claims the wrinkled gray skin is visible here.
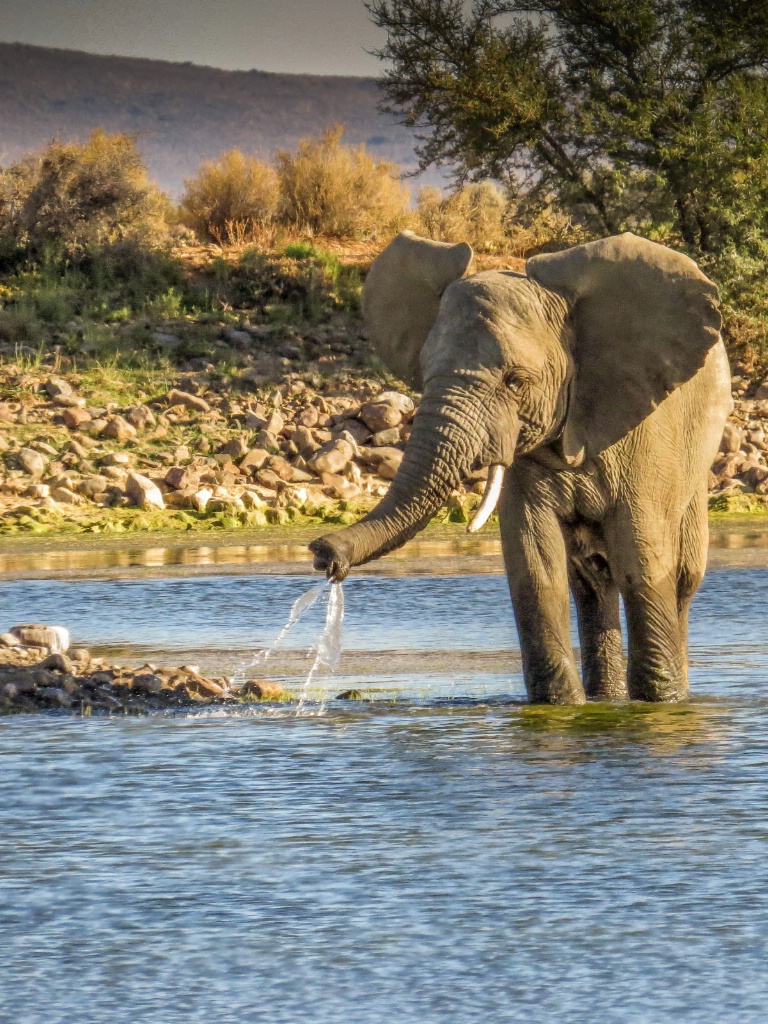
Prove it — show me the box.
[310,231,732,704]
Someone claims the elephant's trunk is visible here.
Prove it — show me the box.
[310,379,497,580]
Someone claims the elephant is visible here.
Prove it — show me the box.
[309,230,733,705]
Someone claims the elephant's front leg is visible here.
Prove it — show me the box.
[499,472,585,705]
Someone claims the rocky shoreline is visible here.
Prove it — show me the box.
[0,622,286,715]
[2,354,768,536]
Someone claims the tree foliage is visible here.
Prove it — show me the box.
[368,0,768,251]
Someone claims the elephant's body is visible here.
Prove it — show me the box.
[310,231,732,704]
[501,340,731,703]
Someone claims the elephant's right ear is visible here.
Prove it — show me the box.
[362,230,473,388]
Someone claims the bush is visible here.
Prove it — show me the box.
[412,183,587,256]
[179,150,279,245]
[275,125,409,239]
[0,130,170,264]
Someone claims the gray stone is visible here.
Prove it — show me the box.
[307,439,354,476]
[10,624,70,653]
[101,416,137,441]
[125,472,165,510]
[17,447,47,477]
[372,427,401,447]
[719,423,742,453]
[45,377,73,401]
[166,388,210,414]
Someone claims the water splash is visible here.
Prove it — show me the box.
[296,582,345,715]
[232,579,328,690]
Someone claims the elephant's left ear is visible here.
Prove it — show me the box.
[526,232,722,464]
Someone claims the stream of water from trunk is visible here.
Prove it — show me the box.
[231,579,344,713]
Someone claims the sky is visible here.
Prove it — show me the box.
[0,0,388,76]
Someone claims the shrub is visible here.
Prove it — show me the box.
[179,150,279,245]
[0,130,170,263]
[412,182,587,256]
[275,125,409,239]
[412,182,508,252]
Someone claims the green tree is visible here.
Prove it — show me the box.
[368,0,768,251]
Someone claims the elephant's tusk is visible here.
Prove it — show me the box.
[467,464,505,534]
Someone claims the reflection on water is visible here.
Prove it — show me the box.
[0,536,505,577]
[1,524,768,578]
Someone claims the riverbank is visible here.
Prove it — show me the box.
[2,240,768,538]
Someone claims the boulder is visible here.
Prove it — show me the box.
[164,466,198,490]
[719,423,742,454]
[240,448,270,474]
[45,377,73,401]
[49,486,81,504]
[191,487,213,511]
[101,416,137,442]
[218,437,250,459]
[10,624,70,653]
[372,427,401,447]
[124,405,157,431]
[321,473,361,500]
[125,472,165,510]
[17,448,47,477]
[358,446,404,480]
[61,407,92,430]
[166,388,210,414]
[297,404,320,428]
[307,439,354,476]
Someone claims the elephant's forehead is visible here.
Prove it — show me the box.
[426,271,565,373]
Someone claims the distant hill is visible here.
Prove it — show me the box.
[0,42,438,196]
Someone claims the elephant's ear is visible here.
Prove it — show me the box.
[527,232,722,465]
[362,230,473,388]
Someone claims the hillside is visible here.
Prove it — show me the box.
[0,42,434,195]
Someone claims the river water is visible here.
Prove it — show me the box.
[2,534,768,1022]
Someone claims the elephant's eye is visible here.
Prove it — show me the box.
[505,373,524,394]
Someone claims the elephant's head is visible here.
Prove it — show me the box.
[310,230,721,581]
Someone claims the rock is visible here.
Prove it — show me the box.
[17,447,47,477]
[307,439,354,476]
[239,448,271,475]
[61,407,92,430]
[45,377,73,401]
[254,429,280,451]
[69,648,91,664]
[336,689,363,700]
[745,465,768,488]
[264,411,284,436]
[125,472,165,510]
[358,446,404,480]
[125,405,157,431]
[297,404,320,427]
[321,473,361,500]
[36,686,72,708]
[719,423,742,453]
[360,392,414,433]
[77,475,110,499]
[266,455,295,482]
[191,487,213,511]
[132,673,164,696]
[333,418,371,445]
[291,426,320,457]
[241,680,287,701]
[226,329,252,347]
[218,437,249,459]
[10,624,70,653]
[372,427,402,447]
[360,401,402,433]
[40,652,73,673]
[23,483,50,499]
[753,381,768,401]
[99,451,132,467]
[184,675,229,700]
[0,633,20,648]
[164,466,197,490]
[240,490,266,510]
[166,388,210,414]
[50,486,81,504]
[101,415,138,441]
